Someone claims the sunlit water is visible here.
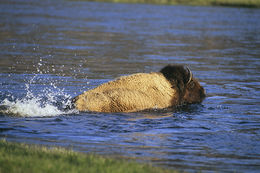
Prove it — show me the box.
[1,0,260,172]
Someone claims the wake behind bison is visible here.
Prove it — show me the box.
[69,65,206,113]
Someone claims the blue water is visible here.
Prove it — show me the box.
[0,0,260,172]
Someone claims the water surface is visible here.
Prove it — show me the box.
[0,0,260,172]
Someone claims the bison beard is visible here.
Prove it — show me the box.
[71,65,206,113]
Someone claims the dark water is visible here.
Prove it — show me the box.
[1,0,260,172]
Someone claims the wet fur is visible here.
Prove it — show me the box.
[72,65,205,113]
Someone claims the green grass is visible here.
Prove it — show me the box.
[83,0,260,8]
[0,140,178,173]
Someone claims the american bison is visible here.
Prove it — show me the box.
[71,65,205,113]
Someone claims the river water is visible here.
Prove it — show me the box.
[0,0,260,172]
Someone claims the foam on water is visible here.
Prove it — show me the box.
[0,75,78,117]
[0,98,66,117]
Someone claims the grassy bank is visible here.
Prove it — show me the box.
[0,140,177,173]
[85,0,260,8]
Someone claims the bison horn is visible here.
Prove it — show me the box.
[186,67,193,84]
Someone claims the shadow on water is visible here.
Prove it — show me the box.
[0,0,260,172]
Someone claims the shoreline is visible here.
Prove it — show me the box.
[0,140,177,173]
[83,0,260,8]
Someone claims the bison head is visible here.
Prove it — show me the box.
[160,65,206,105]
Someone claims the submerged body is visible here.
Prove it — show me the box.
[73,65,205,113]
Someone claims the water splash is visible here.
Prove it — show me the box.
[0,74,78,117]
[0,85,77,117]
[1,98,65,117]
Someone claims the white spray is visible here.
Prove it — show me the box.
[0,58,78,117]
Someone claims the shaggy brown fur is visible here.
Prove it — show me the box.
[71,65,205,113]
